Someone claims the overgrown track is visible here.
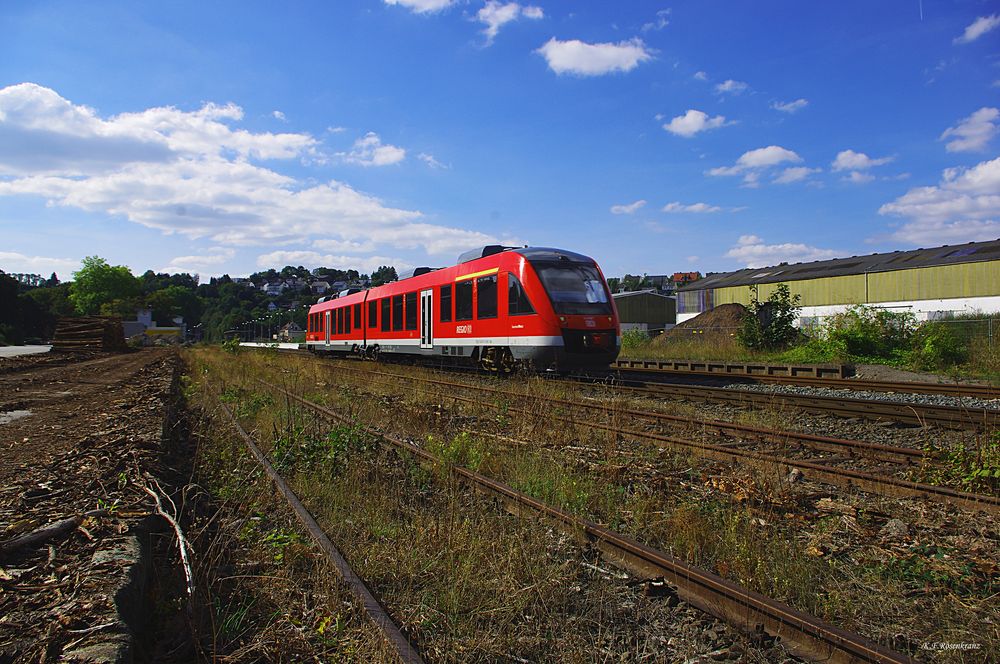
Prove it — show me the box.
[582,375,1000,431]
[256,377,913,664]
[322,360,1000,514]
[611,360,1000,400]
[216,396,426,664]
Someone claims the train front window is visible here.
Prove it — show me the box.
[532,262,611,316]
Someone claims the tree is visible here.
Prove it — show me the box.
[738,283,801,350]
[371,265,397,286]
[69,256,142,316]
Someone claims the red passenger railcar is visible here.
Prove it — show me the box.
[305,246,620,371]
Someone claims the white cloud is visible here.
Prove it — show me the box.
[662,109,730,138]
[417,152,448,169]
[954,14,1000,44]
[340,132,406,166]
[611,199,646,214]
[477,2,543,44]
[0,251,80,277]
[536,37,653,76]
[272,110,286,122]
[831,149,894,171]
[770,98,808,113]
[844,171,875,184]
[726,235,841,268]
[383,0,454,14]
[693,71,708,81]
[773,166,820,184]
[257,250,416,274]
[714,79,748,95]
[708,145,802,183]
[685,255,699,263]
[0,83,501,258]
[158,249,236,275]
[878,157,1000,245]
[940,107,999,153]
[662,202,722,213]
[641,9,671,32]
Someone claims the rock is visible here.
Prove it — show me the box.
[880,518,909,539]
[786,468,803,483]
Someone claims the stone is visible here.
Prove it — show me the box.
[880,518,909,539]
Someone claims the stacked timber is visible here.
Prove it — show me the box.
[51,317,127,352]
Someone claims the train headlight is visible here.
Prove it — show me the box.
[559,316,566,324]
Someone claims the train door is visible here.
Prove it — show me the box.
[420,289,433,350]
[324,310,331,346]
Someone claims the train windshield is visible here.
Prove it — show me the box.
[533,262,612,315]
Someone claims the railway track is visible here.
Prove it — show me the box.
[319,360,1000,514]
[216,395,426,664]
[254,377,914,664]
[611,359,1000,400]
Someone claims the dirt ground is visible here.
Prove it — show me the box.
[0,348,183,662]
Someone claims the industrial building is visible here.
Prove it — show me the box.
[612,290,676,333]
[676,239,1000,324]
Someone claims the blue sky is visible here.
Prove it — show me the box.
[1,1,998,281]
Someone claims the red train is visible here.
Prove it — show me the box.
[305,246,620,371]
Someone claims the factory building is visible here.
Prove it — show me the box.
[676,239,1000,325]
[612,290,676,333]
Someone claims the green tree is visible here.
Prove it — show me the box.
[370,265,397,286]
[738,283,801,350]
[69,256,142,316]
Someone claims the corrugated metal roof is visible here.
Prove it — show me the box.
[678,238,1000,292]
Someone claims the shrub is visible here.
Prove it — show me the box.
[620,328,651,350]
[738,284,801,351]
[824,305,914,359]
[909,322,968,370]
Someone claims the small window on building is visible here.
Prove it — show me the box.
[405,292,418,330]
[455,279,473,321]
[381,298,391,332]
[477,275,497,319]
[440,284,452,322]
[508,274,534,316]
[369,300,378,329]
[392,295,404,331]
[345,306,351,334]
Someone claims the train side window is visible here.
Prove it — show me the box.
[508,274,535,315]
[354,304,362,329]
[392,295,404,331]
[381,298,391,332]
[440,285,452,322]
[477,275,497,319]
[455,280,473,321]
[337,308,344,335]
[405,292,417,330]
[345,306,352,334]
[369,300,378,329]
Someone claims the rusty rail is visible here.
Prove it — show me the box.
[258,378,913,664]
[216,397,426,664]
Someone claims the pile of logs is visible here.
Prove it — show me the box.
[51,316,127,351]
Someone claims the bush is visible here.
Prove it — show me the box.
[824,305,914,359]
[909,322,968,370]
[738,284,801,351]
[620,328,651,350]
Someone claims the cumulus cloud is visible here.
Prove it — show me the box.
[662,109,730,138]
[726,235,841,268]
[0,251,80,277]
[340,132,406,166]
[693,71,708,81]
[272,110,286,122]
[610,200,646,214]
[477,2,543,44]
[536,37,653,76]
[831,149,894,171]
[878,157,1000,245]
[770,98,808,113]
[383,0,454,14]
[714,79,748,95]
[662,202,722,213]
[953,14,1000,44]
[0,83,500,258]
[940,107,999,153]
[641,9,671,32]
[773,166,820,184]
[158,249,236,275]
[708,145,802,186]
[844,171,875,184]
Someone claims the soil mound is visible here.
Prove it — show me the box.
[656,303,748,344]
